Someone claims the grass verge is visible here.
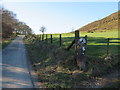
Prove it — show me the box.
[1,34,17,50]
[24,35,120,88]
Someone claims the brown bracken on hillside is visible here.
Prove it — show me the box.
[77,11,120,32]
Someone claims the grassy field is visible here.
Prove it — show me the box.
[38,30,120,57]
[24,30,120,88]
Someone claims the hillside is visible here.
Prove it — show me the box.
[77,11,120,32]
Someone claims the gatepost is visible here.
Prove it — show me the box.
[75,30,87,71]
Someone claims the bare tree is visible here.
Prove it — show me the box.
[40,26,46,40]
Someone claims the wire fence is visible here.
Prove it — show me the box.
[37,33,120,56]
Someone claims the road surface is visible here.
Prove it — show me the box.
[1,35,38,88]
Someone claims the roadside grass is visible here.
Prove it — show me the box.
[25,39,90,88]
[1,38,12,50]
[102,79,120,88]
[24,31,120,88]
[1,34,17,50]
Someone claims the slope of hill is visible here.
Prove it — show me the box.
[77,11,119,32]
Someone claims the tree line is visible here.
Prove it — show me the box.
[1,8,33,38]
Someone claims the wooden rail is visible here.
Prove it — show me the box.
[39,34,119,56]
[107,38,120,55]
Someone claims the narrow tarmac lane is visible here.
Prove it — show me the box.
[1,36,36,88]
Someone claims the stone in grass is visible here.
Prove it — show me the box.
[104,56,112,61]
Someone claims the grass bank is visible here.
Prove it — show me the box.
[2,38,12,49]
[24,35,120,88]
[1,34,17,50]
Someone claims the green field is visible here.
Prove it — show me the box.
[38,30,120,57]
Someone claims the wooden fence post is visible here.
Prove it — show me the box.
[42,34,44,41]
[60,34,62,46]
[46,34,48,42]
[107,38,109,55]
[75,31,87,71]
[85,35,87,45]
[75,30,80,68]
[66,39,75,50]
[75,30,80,49]
[40,34,41,41]
[51,34,53,44]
